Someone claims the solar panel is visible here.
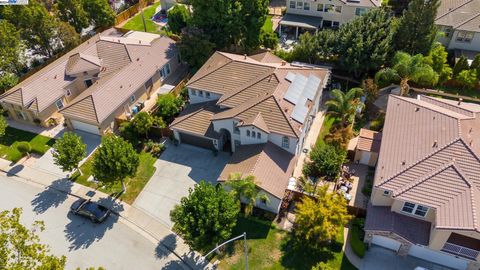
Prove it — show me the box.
[284,74,307,104]
[304,75,321,100]
[285,72,296,82]
[291,98,309,123]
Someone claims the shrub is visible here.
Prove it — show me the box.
[260,29,278,49]
[144,140,165,157]
[167,4,190,34]
[350,218,366,258]
[304,143,347,179]
[17,141,32,156]
[369,113,385,131]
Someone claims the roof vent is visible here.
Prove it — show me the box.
[137,58,140,61]
[244,54,247,60]
[401,161,406,166]
[415,107,420,112]
[470,128,473,133]
[458,98,463,105]
[54,75,57,79]
[433,116,435,120]
[470,140,473,146]
[118,39,121,43]
[281,61,287,66]
[139,40,142,44]
[120,85,123,89]
[432,140,438,148]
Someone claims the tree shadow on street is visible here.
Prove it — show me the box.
[64,211,118,251]
[7,164,24,176]
[31,178,73,214]
[97,196,125,214]
[156,233,178,259]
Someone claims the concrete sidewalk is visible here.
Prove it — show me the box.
[0,158,213,270]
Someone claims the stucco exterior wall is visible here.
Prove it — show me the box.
[370,187,394,206]
[390,199,436,223]
[447,30,480,52]
[239,126,268,145]
[269,132,298,154]
[188,88,222,104]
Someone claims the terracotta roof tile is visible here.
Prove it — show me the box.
[357,129,382,152]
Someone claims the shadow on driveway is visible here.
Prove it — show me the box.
[31,178,73,214]
[64,211,118,251]
[156,233,178,259]
[7,164,24,176]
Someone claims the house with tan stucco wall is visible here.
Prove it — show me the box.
[365,94,480,270]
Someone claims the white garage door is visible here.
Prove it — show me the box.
[359,151,371,165]
[408,245,468,270]
[371,235,401,251]
[71,120,100,135]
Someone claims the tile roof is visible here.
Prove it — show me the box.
[239,112,270,133]
[436,0,480,32]
[365,204,431,245]
[170,101,223,138]
[65,53,101,76]
[218,142,297,199]
[357,128,382,152]
[249,51,284,63]
[375,94,480,232]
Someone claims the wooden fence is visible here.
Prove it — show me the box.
[115,0,155,26]
[410,87,480,104]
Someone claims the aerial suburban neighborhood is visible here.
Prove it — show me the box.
[0,0,479,270]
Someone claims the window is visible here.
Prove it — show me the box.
[165,63,171,75]
[251,131,256,138]
[442,26,452,38]
[199,90,204,97]
[234,140,241,146]
[402,202,429,217]
[130,95,135,103]
[65,89,72,96]
[85,79,93,87]
[234,122,240,134]
[456,31,474,43]
[247,130,251,137]
[257,132,261,139]
[282,136,289,148]
[191,89,197,96]
[304,2,310,10]
[55,99,64,110]
[260,196,268,204]
[145,78,153,89]
[206,92,211,98]
[317,3,323,11]
[290,0,296,8]
[159,63,171,79]
[355,7,367,16]
[332,21,340,28]
[324,4,334,12]
[383,190,390,196]
[296,1,303,9]
[334,5,342,13]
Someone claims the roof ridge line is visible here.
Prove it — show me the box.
[78,53,101,66]
[187,52,233,86]
[393,95,474,120]
[217,71,276,105]
[436,0,475,20]
[249,143,267,176]
[454,11,480,29]
[271,96,300,138]
[378,138,461,187]
[214,94,273,120]
[420,95,476,114]
[170,102,212,128]
[90,95,100,123]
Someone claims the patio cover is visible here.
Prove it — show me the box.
[279,14,322,29]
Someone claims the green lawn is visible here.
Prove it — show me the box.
[217,216,356,270]
[0,127,55,162]
[71,151,156,204]
[123,2,162,34]
[262,15,273,33]
[315,115,337,147]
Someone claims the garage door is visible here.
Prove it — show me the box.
[408,245,468,270]
[359,151,371,165]
[71,120,100,135]
[371,235,401,251]
[179,132,214,150]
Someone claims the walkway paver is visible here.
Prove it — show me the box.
[0,157,213,270]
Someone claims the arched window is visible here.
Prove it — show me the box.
[251,131,256,138]
[282,136,289,148]
[257,132,261,139]
[246,130,250,137]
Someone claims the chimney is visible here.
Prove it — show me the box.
[458,98,463,105]
[281,61,286,66]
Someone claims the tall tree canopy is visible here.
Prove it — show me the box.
[0,208,66,269]
[393,0,440,55]
[170,181,240,252]
[294,185,351,246]
[52,132,86,174]
[55,0,89,33]
[167,4,190,34]
[236,0,269,53]
[178,27,215,69]
[83,0,115,30]
[335,8,395,77]
[453,55,470,78]
[226,173,269,216]
[326,88,364,127]
[0,20,24,74]
[424,43,452,84]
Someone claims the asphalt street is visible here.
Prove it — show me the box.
[0,174,186,270]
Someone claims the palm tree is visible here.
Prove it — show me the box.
[325,88,364,127]
[375,51,439,96]
[226,173,269,216]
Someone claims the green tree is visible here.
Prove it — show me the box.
[132,111,154,138]
[456,70,478,89]
[55,0,89,33]
[424,42,452,84]
[17,141,32,158]
[453,55,470,78]
[311,262,335,270]
[375,51,438,95]
[237,0,269,53]
[303,144,346,179]
[83,0,115,30]
[393,0,440,55]
[170,181,240,252]
[335,8,394,77]
[92,135,139,194]
[362,78,379,106]
[57,21,81,51]
[167,4,190,34]
[313,29,337,61]
[226,172,269,216]
[0,20,25,74]
[52,132,87,175]
[0,73,19,93]
[178,27,215,70]
[291,32,318,64]
[260,29,278,49]
[0,208,67,270]
[156,93,183,123]
[0,116,7,138]
[294,185,351,246]
[325,88,364,127]
[471,54,480,80]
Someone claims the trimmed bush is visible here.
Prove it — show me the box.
[350,218,366,258]
[16,141,32,156]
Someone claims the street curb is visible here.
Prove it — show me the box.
[0,166,202,270]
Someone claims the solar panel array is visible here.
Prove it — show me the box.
[284,74,322,124]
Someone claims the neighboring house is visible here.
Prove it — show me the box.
[0,29,185,135]
[354,128,381,166]
[279,0,381,39]
[365,94,480,270]
[170,51,330,213]
[435,0,480,61]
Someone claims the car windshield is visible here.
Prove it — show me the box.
[81,202,108,218]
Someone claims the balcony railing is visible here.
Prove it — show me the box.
[442,242,479,260]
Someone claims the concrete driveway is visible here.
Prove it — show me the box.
[362,245,454,270]
[0,174,186,270]
[133,143,230,228]
[30,131,101,177]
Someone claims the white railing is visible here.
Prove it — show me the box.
[442,242,479,260]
